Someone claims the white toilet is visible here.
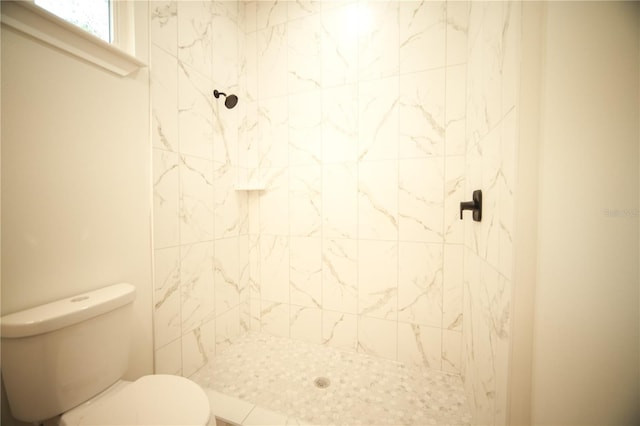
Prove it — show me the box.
[0,283,211,425]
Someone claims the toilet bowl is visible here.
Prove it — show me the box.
[0,283,211,425]
[53,376,210,426]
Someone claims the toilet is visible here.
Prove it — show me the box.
[0,283,211,425]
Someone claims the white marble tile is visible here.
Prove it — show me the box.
[322,310,357,352]
[462,241,513,425]
[180,241,215,333]
[182,319,215,377]
[322,163,357,239]
[153,149,180,249]
[178,62,213,160]
[258,167,289,235]
[179,155,214,243]
[397,242,443,328]
[290,237,322,308]
[177,0,212,77]
[258,97,289,168]
[442,329,462,374]
[443,155,465,244]
[466,0,484,58]
[480,126,501,269]
[250,298,262,331]
[321,4,358,87]
[501,1,520,117]
[445,64,467,157]
[243,1,257,34]
[443,243,463,331]
[288,13,321,94]
[399,69,446,158]
[499,111,517,280]
[358,160,398,241]
[155,338,182,375]
[358,240,398,321]
[290,305,322,344]
[357,316,397,360]
[256,0,287,30]
[213,162,241,238]
[398,323,442,370]
[211,2,240,88]
[216,306,240,354]
[289,165,321,237]
[465,27,487,149]
[212,93,239,168]
[480,3,505,134]
[322,238,358,315]
[492,275,512,426]
[261,301,290,338]
[240,300,251,335]
[358,1,399,80]
[358,76,399,162]
[289,90,322,166]
[150,1,177,56]
[288,0,320,20]
[151,45,178,152]
[243,31,258,103]
[153,247,182,350]
[249,235,261,299]
[399,1,446,74]
[260,235,289,304]
[322,84,358,163]
[239,235,250,302]
[446,0,469,66]
[398,157,444,243]
[240,100,259,170]
[257,24,288,99]
[214,237,240,315]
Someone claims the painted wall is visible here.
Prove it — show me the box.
[240,0,469,374]
[150,0,249,377]
[531,2,640,424]
[1,2,153,424]
[1,11,152,376]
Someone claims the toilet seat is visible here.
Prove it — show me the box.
[59,375,210,425]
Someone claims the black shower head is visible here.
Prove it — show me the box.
[214,89,238,109]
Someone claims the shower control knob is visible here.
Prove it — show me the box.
[460,190,482,222]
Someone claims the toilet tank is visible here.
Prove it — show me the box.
[0,283,136,423]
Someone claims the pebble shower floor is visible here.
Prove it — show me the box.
[192,333,472,425]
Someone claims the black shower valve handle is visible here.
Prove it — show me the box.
[460,190,482,222]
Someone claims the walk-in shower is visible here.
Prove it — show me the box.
[150,1,521,424]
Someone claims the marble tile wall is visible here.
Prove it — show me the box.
[239,0,470,376]
[149,0,248,378]
[462,2,521,425]
[149,2,522,424]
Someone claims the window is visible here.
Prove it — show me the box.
[1,0,145,76]
[34,0,111,42]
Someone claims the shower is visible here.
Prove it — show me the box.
[213,89,238,109]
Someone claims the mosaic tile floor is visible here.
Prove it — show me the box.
[192,333,471,426]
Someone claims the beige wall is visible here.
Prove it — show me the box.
[1,1,153,387]
[531,2,639,424]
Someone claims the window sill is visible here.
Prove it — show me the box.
[1,1,146,76]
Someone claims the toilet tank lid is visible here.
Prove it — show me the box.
[1,283,136,338]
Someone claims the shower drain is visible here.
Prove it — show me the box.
[313,376,331,389]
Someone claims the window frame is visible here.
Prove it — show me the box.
[1,0,145,76]
[34,0,112,43]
